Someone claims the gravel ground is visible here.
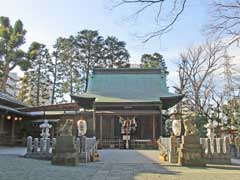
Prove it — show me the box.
[0,149,240,180]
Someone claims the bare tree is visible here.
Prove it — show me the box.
[111,0,187,42]
[207,0,240,46]
[173,59,189,95]
[179,40,224,113]
[173,59,190,114]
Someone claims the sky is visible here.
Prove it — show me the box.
[0,0,214,88]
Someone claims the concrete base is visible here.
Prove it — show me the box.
[178,135,206,167]
[25,152,52,160]
[52,136,79,166]
[52,152,79,166]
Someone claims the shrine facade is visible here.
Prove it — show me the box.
[72,68,183,148]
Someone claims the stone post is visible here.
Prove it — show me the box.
[169,136,178,163]
[27,136,33,153]
[207,139,211,155]
[219,138,223,154]
[224,136,230,154]
[33,138,39,153]
[82,136,86,153]
[76,138,80,153]
[46,138,50,153]
[52,138,56,152]
[205,138,211,163]
[213,138,218,153]
[40,138,44,152]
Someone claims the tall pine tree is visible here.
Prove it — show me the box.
[27,42,52,106]
[141,53,167,73]
[103,36,129,68]
[75,30,104,92]
[0,16,28,92]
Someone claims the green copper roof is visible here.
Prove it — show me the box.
[73,68,183,107]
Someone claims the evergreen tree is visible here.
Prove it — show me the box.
[141,53,167,73]
[0,16,28,92]
[103,36,130,68]
[50,37,69,104]
[59,37,83,101]
[17,72,32,103]
[75,30,104,92]
[27,42,51,106]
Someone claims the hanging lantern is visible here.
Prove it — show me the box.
[172,120,181,136]
[6,115,11,120]
[14,117,18,121]
[77,119,87,136]
[19,117,23,121]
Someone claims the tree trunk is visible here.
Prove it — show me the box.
[51,60,58,104]
[70,60,73,103]
[1,63,10,93]
[85,68,89,92]
[36,63,41,106]
[194,91,200,112]
[84,57,90,92]
[1,73,9,93]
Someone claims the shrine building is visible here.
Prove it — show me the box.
[71,68,183,148]
[0,68,183,148]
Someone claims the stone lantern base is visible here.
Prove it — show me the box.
[178,135,206,167]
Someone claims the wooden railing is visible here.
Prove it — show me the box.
[98,139,157,149]
[98,139,124,149]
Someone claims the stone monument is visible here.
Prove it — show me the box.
[52,119,79,166]
[178,119,206,166]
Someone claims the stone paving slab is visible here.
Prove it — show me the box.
[0,148,240,180]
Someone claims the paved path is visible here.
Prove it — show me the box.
[99,149,160,164]
[0,147,26,156]
[0,148,240,180]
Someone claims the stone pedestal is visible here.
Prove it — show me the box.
[168,136,179,163]
[52,136,79,166]
[178,135,206,167]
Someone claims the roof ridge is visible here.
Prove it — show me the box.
[93,68,166,74]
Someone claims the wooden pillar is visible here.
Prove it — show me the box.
[11,119,16,144]
[100,114,103,140]
[152,114,156,142]
[51,125,55,138]
[92,103,96,137]
[0,114,5,133]
[159,100,163,137]
[111,116,114,139]
[140,117,144,139]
